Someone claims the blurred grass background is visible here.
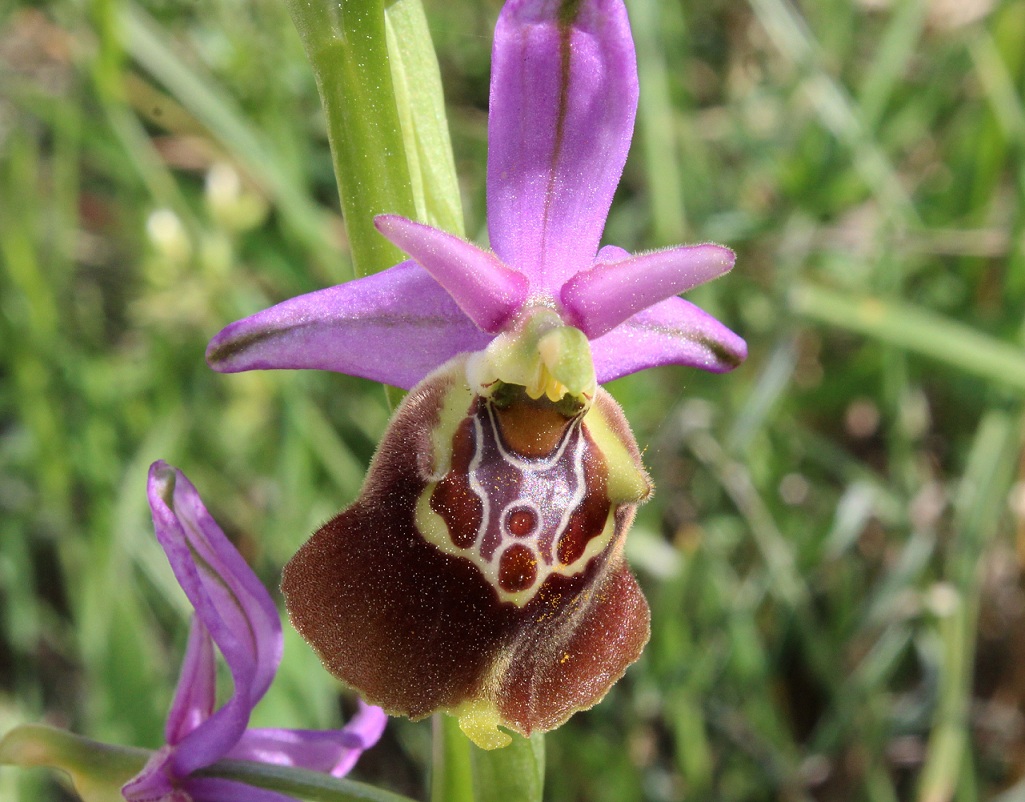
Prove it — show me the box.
[2,0,1025,799]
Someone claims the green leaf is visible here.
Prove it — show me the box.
[0,724,148,802]
[384,0,465,237]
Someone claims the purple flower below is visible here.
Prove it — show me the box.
[122,462,386,802]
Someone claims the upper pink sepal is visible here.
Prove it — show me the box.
[486,0,638,291]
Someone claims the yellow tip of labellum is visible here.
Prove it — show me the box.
[452,700,513,750]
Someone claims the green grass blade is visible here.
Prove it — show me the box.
[120,2,336,268]
[790,282,1025,391]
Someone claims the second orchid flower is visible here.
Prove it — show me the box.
[124,462,386,801]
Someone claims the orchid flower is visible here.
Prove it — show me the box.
[205,0,745,750]
[123,461,386,801]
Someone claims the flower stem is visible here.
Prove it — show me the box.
[429,714,546,802]
[281,0,416,279]
[203,759,420,802]
[470,729,546,802]
[431,714,475,802]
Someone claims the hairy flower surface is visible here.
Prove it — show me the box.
[123,462,386,801]
[206,0,745,749]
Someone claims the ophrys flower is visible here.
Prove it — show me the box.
[207,0,744,749]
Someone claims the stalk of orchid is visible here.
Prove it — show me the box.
[208,0,745,754]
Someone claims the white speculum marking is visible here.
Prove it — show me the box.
[416,400,615,607]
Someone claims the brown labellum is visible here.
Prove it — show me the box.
[281,356,651,748]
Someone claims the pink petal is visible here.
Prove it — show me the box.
[147,462,282,777]
[486,0,637,293]
[374,215,528,333]
[164,619,216,745]
[561,244,736,338]
[328,702,388,778]
[206,262,491,390]
[590,296,747,382]
[228,702,387,778]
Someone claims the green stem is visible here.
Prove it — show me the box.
[204,759,419,802]
[431,714,475,802]
[429,715,547,802]
[469,730,546,802]
[282,0,416,279]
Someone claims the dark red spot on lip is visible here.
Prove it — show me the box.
[432,475,483,548]
[553,429,614,565]
[499,545,537,592]
[431,418,483,549]
[506,507,537,537]
[557,495,610,566]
